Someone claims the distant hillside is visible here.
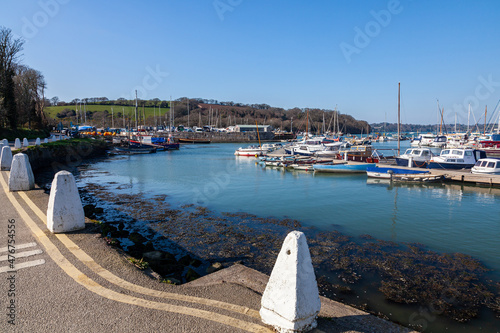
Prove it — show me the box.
[370,122,476,133]
[44,98,371,133]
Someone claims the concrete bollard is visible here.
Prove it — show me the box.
[8,153,35,191]
[2,139,8,146]
[44,138,49,144]
[260,231,321,333]
[47,171,85,233]
[1,146,13,171]
[14,138,21,149]
[23,138,29,147]
[35,138,41,146]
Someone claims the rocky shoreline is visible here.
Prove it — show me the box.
[34,157,500,332]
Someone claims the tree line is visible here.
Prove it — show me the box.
[51,96,371,134]
[0,27,47,130]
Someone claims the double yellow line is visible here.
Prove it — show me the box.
[0,172,271,332]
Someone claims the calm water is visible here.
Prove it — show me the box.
[76,141,500,332]
[78,141,500,273]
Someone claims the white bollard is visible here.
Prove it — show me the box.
[1,146,13,171]
[8,153,35,191]
[2,139,8,146]
[44,138,49,144]
[14,138,21,149]
[260,231,321,333]
[47,171,85,233]
[35,138,41,146]
[23,138,29,147]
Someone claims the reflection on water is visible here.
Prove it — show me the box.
[77,143,500,275]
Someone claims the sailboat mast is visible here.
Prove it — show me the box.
[135,90,138,130]
[484,105,487,134]
[398,82,401,155]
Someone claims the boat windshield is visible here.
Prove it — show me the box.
[488,161,496,168]
[404,149,413,155]
[474,161,482,167]
[452,150,464,156]
[441,149,450,156]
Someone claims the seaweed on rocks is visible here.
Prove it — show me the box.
[72,170,500,326]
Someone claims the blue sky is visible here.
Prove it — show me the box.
[2,0,500,125]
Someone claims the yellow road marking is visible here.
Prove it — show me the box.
[0,172,271,332]
[18,191,260,319]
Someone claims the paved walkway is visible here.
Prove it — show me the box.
[0,170,414,333]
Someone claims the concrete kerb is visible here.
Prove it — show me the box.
[260,231,321,333]
[8,153,35,191]
[47,170,85,233]
[1,146,14,171]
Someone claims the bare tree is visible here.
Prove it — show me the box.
[0,27,24,129]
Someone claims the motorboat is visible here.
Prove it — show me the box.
[395,148,435,168]
[410,134,436,147]
[429,135,447,148]
[427,148,487,169]
[471,158,500,175]
[314,142,350,158]
[234,145,270,156]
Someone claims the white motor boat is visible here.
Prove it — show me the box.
[395,148,435,168]
[427,148,487,169]
[234,145,270,156]
[471,158,500,175]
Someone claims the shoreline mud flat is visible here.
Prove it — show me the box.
[34,162,500,332]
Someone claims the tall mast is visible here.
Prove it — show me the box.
[398,82,401,155]
[135,90,138,130]
[187,98,190,128]
[467,103,470,133]
[484,105,487,134]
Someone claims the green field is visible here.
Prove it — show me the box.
[44,105,171,120]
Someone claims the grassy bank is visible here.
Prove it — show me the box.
[44,105,170,121]
[23,138,110,171]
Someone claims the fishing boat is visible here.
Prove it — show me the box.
[338,145,378,163]
[313,162,375,173]
[427,148,487,169]
[471,158,500,175]
[395,148,435,168]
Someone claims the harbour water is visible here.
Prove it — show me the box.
[75,140,500,332]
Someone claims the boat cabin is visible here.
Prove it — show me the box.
[471,158,500,175]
